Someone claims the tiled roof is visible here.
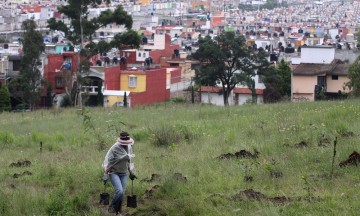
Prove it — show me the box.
[293,60,337,75]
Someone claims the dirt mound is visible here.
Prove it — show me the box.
[339,151,360,167]
[141,173,162,183]
[230,189,291,205]
[268,196,291,205]
[141,173,187,183]
[231,189,266,201]
[340,131,355,137]
[144,185,160,199]
[294,141,308,148]
[318,138,331,147]
[13,171,32,178]
[9,159,31,167]
[218,149,259,159]
[173,173,187,183]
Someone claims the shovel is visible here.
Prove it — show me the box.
[126,180,137,208]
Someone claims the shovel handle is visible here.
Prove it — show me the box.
[131,179,134,194]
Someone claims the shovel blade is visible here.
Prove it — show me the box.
[127,195,137,208]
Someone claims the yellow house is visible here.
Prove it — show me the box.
[120,70,147,93]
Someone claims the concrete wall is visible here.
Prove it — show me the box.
[301,47,335,64]
[292,75,317,101]
[326,75,350,93]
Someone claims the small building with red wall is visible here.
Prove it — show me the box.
[103,65,170,108]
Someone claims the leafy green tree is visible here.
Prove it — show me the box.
[262,59,292,102]
[123,92,128,108]
[277,59,292,97]
[346,56,360,96]
[246,49,270,103]
[0,85,11,112]
[15,19,45,110]
[47,0,140,107]
[46,85,53,108]
[262,66,282,102]
[191,32,268,106]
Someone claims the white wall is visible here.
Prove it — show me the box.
[301,47,335,64]
[201,92,229,106]
[143,34,165,50]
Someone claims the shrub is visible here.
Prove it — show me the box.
[150,125,181,147]
[0,131,14,146]
[60,94,72,108]
[149,124,199,147]
[170,96,187,103]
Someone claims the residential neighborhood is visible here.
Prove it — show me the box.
[0,0,359,110]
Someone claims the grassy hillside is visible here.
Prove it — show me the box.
[0,100,359,216]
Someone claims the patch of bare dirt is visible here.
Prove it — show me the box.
[340,131,355,137]
[141,173,162,183]
[230,189,291,205]
[270,171,283,178]
[268,196,291,205]
[9,159,31,167]
[339,151,360,167]
[143,185,160,199]
[173,173,187,183]
[318,138,331,147]
[12,171,32,178]
[231,189,266,201]
[218,149,259,159]
[294,141,308,148]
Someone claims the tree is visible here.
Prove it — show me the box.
[262,66,283,103]
[191,32,267,106]
[346,56,360,97]
[45,85,53,108]
[47,0,140,107]
[277,59,292,97]
[0,85,11,112]
[262,59,292,102]
[13,19,45,110]
[123,92,128,108]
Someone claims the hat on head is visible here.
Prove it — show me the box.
[118,131,134,145]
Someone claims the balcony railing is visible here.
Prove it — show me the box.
[81,86,99,94]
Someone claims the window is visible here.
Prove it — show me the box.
[138,52,141,57]
[128,76,137,87]
[332,75,338,80]
[55,76,64,88]
[143,53,146,57]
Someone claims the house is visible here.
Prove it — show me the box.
[120,34,180,67]
[291,46,351,101]
[103,65,170,108]
[42,52,79,106]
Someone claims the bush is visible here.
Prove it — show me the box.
[60,94,72,108]
[0,131,14,146]
[149,124,199,147]
[170,96,187,103]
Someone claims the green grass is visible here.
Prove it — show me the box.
[0,100,360,215]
